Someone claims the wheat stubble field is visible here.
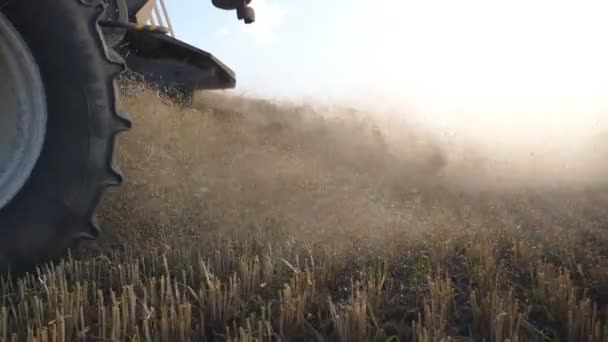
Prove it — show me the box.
[1,87,608,341]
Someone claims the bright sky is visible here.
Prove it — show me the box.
[165,0,608,148]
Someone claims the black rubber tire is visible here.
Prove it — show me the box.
[0,0,131,273]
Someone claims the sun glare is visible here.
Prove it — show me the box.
[351,0,608,144]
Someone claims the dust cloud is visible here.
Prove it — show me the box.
[96,87,608,251]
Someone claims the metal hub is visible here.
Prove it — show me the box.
[0,12,47,210]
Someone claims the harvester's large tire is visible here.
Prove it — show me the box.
[0,0,130,273]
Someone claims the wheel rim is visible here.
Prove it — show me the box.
[0,12,47,210]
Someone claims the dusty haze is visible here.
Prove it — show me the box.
[96,87,608,251]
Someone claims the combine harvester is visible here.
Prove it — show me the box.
[0,0,254,272]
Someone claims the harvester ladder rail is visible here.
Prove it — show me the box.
[145,0,175,37]
[157,0,175,37]
[151,6,162,25]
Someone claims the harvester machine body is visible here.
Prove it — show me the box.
[105,0,255,103]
